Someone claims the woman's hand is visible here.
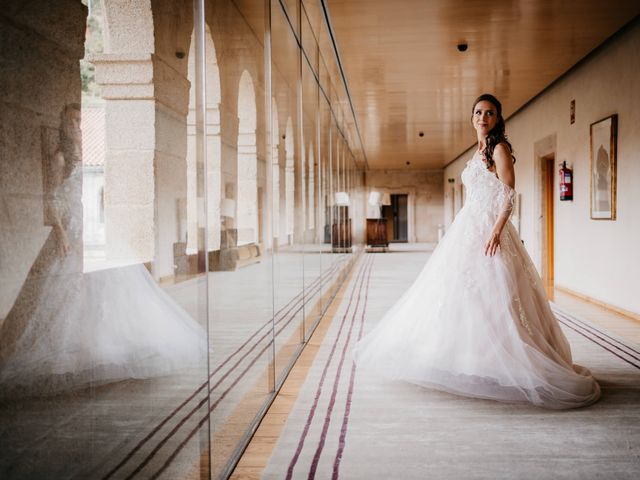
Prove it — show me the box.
[54,226,71,257]
[484,229,501,256]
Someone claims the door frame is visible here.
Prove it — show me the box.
[386,193,409,242]
[541,154,555,288]
[533,134,557,288]
[371,186,417,242]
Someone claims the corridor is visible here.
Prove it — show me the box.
[233,248,640,479]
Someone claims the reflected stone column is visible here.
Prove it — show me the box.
[237,131,258,245]
[186,102,221,255]
[92,53,189,279]
[279,141,288,246]
[211,109,239,270]
[294,139,305,245]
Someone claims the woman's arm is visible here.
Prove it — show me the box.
[484,143,515,256]
[47,151,71,256]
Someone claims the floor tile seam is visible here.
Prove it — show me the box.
[552,307,640,362]
[551,303,640,354]
[557,316,640,364]
[556,316,640,370]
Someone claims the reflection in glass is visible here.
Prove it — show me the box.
[302,48,323,340]
[271,0,306,384]
[0,1,211,478]
[204,3,273,477]
[0,0,364,477]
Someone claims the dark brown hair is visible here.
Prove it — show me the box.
[59,103,82,179]
[471,94,515,168]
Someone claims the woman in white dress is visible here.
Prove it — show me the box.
[0,105,206,397]
[355,94,600,409]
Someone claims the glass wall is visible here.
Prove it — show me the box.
[1,0,212,478]
[0,0,363,478]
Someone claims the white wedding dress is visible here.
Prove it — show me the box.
[355,150,600,409]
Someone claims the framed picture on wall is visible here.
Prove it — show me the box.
[589,114,617,220]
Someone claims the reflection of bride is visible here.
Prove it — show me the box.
[355,94,600,410]
[0,105,206,396]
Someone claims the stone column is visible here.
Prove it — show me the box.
[92,53,189,279]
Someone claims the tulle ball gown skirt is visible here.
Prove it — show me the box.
[354,202,600,410]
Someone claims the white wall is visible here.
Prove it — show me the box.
[445,20,640,315]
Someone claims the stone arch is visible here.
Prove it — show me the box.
[237,70,258,245]
[186,25,222,254]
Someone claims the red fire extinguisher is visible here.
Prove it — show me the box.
[559,161,573,201]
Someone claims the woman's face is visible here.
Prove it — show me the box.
[472,100,498,137]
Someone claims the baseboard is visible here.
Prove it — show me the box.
[554,284,640,323]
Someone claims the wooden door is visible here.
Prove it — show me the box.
[544,155,555,289]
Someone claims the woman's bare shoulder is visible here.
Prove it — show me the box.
[494,142,513,164]
[494,141,512,154]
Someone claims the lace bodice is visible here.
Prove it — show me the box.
[461,151,515,221]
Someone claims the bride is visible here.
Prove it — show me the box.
[355,94,600,409]
[0,104,206,397]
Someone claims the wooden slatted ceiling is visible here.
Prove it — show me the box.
[325,0,640,169]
